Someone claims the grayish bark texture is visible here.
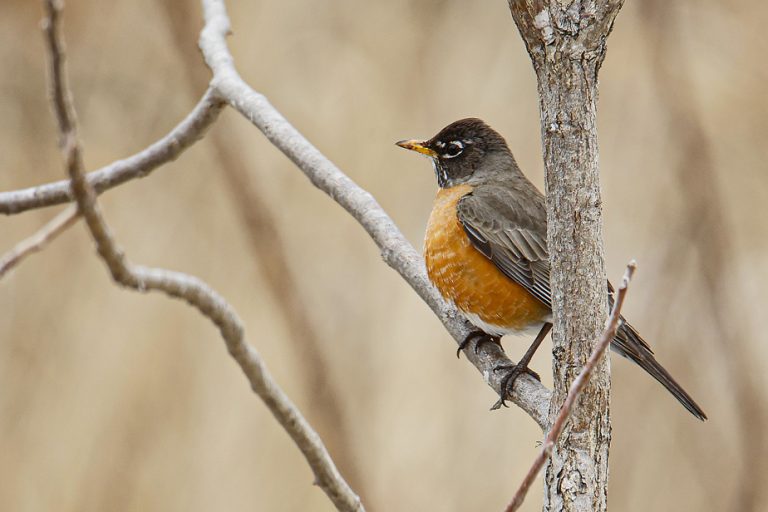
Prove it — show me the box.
[506,1,625,511]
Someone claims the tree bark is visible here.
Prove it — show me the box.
[506,2,624,511]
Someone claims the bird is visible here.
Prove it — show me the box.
[396,118,706,420]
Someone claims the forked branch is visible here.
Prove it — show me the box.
[40,1,363,511]
[198,0,552,428]
[2,0,554,429]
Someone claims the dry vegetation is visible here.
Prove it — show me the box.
[1,0,766,511]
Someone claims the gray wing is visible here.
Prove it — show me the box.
[457,187,706,419]
[456,185,552,307]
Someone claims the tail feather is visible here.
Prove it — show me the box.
[612,318,707,421]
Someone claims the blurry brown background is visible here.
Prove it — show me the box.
[1,0,767,511]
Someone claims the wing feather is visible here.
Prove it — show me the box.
[457,187,551,306]
[455,183,706,419]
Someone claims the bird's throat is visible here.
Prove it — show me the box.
[431,159,449,188]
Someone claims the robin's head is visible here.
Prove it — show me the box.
[396,118,514,188]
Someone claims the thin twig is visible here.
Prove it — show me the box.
[198,0,552,428]
[42,0,74,139]
[0,89,224,215]
[0,205,79,279]
[41,2,364,511]
[504,261,637,512]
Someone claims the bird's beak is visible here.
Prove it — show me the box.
[395,139,437,158]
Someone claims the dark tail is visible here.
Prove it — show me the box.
[611,319,707,421]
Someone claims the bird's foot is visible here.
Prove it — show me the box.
[457,330,501,358]
[490,362,541,410]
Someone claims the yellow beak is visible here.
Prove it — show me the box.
[395,139,437,158]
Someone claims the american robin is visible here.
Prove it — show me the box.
[396,118,706,420]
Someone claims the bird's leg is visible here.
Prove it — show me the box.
[491,322,553,409]
[457,330,501,359]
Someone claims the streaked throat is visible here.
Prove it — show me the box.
[431,158,449,188]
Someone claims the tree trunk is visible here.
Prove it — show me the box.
[506,2,624,511]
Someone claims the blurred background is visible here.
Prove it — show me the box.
[1,0,766,510]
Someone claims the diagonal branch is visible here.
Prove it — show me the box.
[41,1,363,511]
[0,88,224,215]
[2,0,553,429]
[158,3,370,498]
[504,261,637,512]
[0,205,79,279]
[198,0,552,429]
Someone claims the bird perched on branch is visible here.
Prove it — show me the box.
[396,118,706,420]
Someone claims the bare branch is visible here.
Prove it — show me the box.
[198,0,552,429]
[504,261,637,512]
[0,0,554,429]
[41,2,363,511]
[42,0,75,140]
[158,4,370,497]
[0,89,224,215]
[0,205,78,279]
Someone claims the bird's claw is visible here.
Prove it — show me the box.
[457,330,501,358]
[491,362,541,408]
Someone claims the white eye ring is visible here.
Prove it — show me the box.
[441,140,464,159]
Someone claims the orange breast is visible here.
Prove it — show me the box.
[424,184,550,335]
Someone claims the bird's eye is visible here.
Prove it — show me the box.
[441,140,464,159]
